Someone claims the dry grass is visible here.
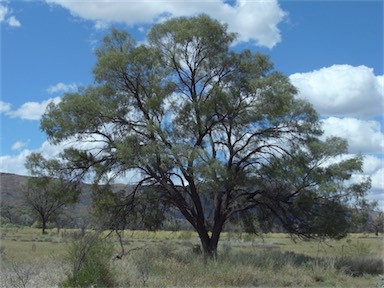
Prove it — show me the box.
[1,227,383,287]
[0,257,67,288]
[112,242,383,287]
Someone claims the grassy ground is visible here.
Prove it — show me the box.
[0,227,383,287]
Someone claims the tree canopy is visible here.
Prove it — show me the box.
[24,153,81,234]
[41,15,370,257]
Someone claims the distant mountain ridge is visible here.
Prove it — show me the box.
[0,172,161,228]
[0,172,92,204]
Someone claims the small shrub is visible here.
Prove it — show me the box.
[340,239,372,258]
[131,249,153,286]
[156,242,175,258]
[60,232,116,287]
[6,260,38,288]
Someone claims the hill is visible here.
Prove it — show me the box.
[0,172,27,206]
[0,172,93,227]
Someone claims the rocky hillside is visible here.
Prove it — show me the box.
[0,172,27,206]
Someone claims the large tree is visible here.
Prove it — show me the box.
[41,16,370,257]
[24,153,81,234]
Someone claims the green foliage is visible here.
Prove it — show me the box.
[136,187,167,231]
[372,212,384,235]
[251,137,371,240]
[39,15,373,257]
[60,233,116,288]
[91,184,167,231]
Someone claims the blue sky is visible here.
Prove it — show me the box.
[1,0,383,208]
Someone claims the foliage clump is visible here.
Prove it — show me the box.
[60,233,116,288]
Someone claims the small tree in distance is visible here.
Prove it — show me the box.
[41,15,371,257]
[24,153,81,234]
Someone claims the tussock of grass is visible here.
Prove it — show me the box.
[335,256,384,276]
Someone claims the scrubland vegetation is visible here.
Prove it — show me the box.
[0,227,383,287]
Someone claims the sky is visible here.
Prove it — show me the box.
[1,0,383,208]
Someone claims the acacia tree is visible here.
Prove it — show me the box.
[24,153,81,234]
[371,211,384,235]
[41,16,370,257]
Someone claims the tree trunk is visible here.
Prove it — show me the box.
[196,220,224,260]
[198,233,218,260]
[42,219,47,235]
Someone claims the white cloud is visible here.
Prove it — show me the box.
[371,167,384,192]
[46,82,78,94]
[0,138,77,176]
[45,0,286,48]
[11,140,29,151]
[0,101,11,113]
[7,97,62,120]
[7,15,21,27]
[361,155,383,194]
[0,3,21,27]
[322,117,384,154]
[363,155,383,175]
[0,149,31,176]
[0,139,142,184]
[290,65,384,117]
[94,20,109,30]
[0,4,9,22]
[2,82,73,120]
[290,64,383,208]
